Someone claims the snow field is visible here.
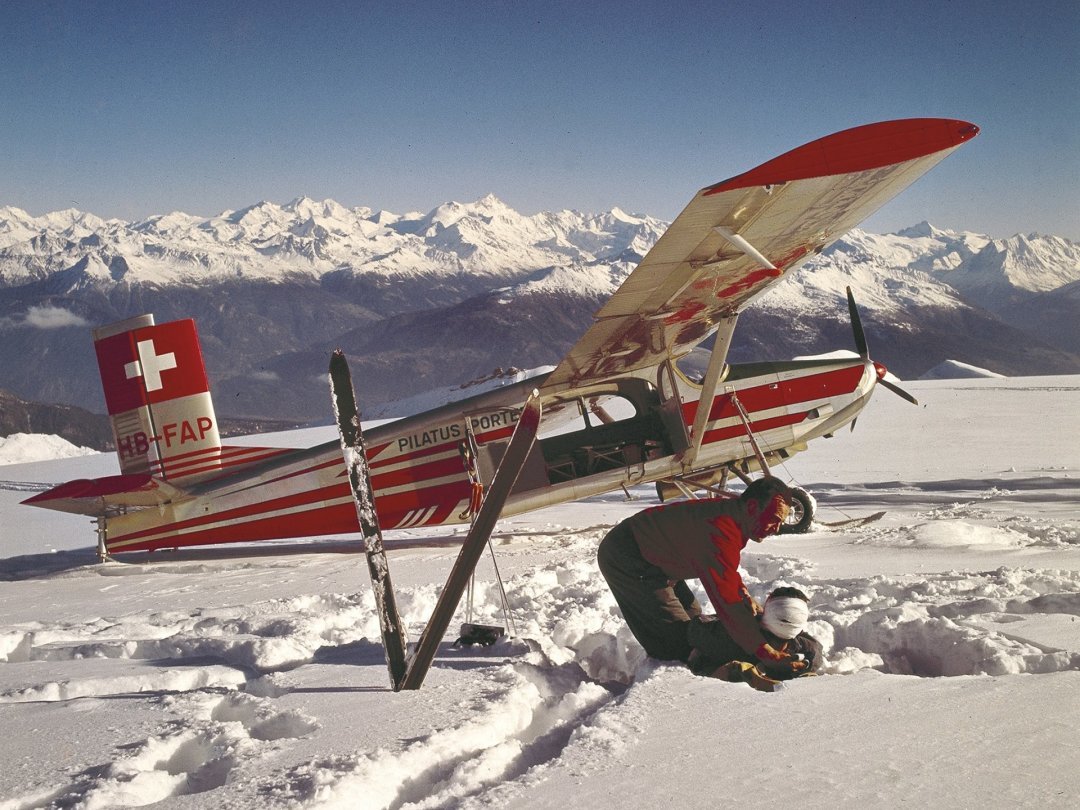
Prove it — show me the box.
[1,375,1078,808]
[0,434,96,466]
[2,516,1078,808]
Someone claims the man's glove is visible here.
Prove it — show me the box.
[755,643,809,677]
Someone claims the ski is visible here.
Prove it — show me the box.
[398,391,542,691]
[329,349,409,689]
[819,510,887,529]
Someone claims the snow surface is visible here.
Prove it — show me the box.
[1,376,1078,808]
[0,433,96,466]
[920,360,1007,380]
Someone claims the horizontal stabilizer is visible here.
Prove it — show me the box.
[21,474,189,517]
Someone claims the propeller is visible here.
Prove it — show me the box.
[847,286,870,359]
[878,371,920,406]
[845,286,919,406]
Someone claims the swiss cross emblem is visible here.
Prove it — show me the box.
[94,319,211,415]
[124,339,178,392]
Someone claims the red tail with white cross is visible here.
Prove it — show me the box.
[92,314,223,484]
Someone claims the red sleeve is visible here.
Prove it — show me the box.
[702,514,746,604]
[694,514,768,656]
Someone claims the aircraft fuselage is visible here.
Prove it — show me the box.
[98,355,876,553]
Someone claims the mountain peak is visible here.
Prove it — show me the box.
[607,206,639,223]
[226,200,280,224]
[475,193,509,209]
[284,196,361,220]
[896,221,935,238]
[0,205,33,221]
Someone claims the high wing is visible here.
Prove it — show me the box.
[540,118,979,394]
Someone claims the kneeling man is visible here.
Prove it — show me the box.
[597,476,807,677]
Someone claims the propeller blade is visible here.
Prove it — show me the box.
[879,376,920,406]
[846,286,869,359]
[847,285,918,406]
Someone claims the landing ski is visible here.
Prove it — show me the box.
[399,392,542,691]
[819,510,886,529]
[329,349,409,689]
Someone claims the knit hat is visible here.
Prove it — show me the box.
[760,589,810,639]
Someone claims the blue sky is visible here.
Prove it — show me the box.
[2,1,1077,238]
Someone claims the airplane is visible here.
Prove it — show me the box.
[24,118,979,560]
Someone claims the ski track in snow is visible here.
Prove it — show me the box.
[3,690,321,809]
[2,506,1079,809]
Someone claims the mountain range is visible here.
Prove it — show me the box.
[1,196,1077,437]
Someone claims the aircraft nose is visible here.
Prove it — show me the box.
[873,361,888,380]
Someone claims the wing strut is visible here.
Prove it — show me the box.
[682,314,739,469]
[713,226,777,271]
[730,390,772,476]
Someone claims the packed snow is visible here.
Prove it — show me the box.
[920,359,1007,380]
[1,375,1078,808]
[0,433,96,466]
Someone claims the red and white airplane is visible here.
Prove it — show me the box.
[25,118,978,557]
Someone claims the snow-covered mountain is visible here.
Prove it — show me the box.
[0,198,1077,424]
[755,222,1078,316]
[0,196,664,295]
[937,232,1080,310]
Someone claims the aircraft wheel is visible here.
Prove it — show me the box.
[780,487,815,534]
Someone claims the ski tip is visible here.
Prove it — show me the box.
[329,348,348,373]
[520,396,542,428]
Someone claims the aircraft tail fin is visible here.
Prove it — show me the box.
[93,315,224,485]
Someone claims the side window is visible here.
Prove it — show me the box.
[585,394,638,426]
[674,351,707,385]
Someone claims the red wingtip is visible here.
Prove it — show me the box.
[705,118,980,195]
